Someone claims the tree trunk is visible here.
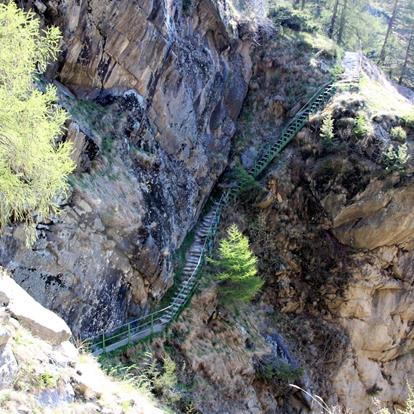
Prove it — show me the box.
[301,0,306,10]
[337,0,348,45]
[378,0,399,64]
[315,0,322,17]
[328,0,340,39]
[398,29,414,84]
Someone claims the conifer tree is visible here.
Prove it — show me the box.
[212,224,264,304]
[320,113,335,142]
[0,3,74,244]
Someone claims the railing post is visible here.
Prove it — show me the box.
[128,323,131,344]
[102,333,106,352]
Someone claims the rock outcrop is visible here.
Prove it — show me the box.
[0,266,165,413]
[143,36,413,413]
[331,178,414,250]
[0,269,71,345]
[1,0,252,337]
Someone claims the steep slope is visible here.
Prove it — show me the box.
[0,268,165,414]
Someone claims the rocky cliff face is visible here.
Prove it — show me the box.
[0,0,252,337]
[116,40,414,414]
[1,2,413,413]
[214,48,414,413]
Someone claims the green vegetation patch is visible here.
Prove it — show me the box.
[210,224,264,304]
[0,3,75,245]
[359,75,413,116]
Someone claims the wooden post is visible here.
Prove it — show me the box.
[150,314,154,335]
[102,333,106,352]
[128,323,131,343]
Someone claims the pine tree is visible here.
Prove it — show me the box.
[328,0,340,39]
[212,224,264,304]
[0,3,74,244]
[320,113,335,142]
[337,0,349,45]
[378,0,400,64]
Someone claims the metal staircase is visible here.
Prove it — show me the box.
[86,53,362,356]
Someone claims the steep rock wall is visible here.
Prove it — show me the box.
[0,0,252,337]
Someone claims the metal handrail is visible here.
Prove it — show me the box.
[86,191,229,353]
[85,65,360,354]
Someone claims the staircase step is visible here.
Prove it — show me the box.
[89,79,340,356]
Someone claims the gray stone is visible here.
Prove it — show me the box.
[0,271,71,345]
[0,343,18,390]
[0,326,11,347]
[38,383,75,407]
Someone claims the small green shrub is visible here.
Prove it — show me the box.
[102,136,114,155]
[390,126,407,142]
[268,7,318,32]
[102,351,181,405]
[331,63,344,79]
[320,113,335,142]
[152,354,179,404]
[34,372,58,389]
[210,224,264,304]
[255,355,304,382]
[233,164,264,203]
[353,113,369,138]
[402,113,414,129]
[0,392,11,407]
[383,143,409,171]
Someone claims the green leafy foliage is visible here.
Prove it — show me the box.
[383,143,409,171]
[211,224,263,304]
[268,6,319,32]
[34,372,58,389]
[320,113,335,142]
[402,113,414,129]
[390,126,407,142]
[255,355,304,382]
[353,113,369,138]
[0,3,74,244]
[233,163,265,203]
[256,359,304,382]
[101,351,181,406]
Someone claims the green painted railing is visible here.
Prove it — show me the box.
[85,62,362,355]
[86,191,229,355]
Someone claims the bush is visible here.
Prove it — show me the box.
[390,126,407,142]
[255,354,304,382]
[211,224,264,304]
[0,3,74,244]
[320,113,335,142]
[34,372,58,389]
[402,113,414,129]
[233,163,265,203]
[353,113,369,138]
[268,7,318,32]
[383,143,409,171]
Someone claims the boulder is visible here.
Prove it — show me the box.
[0,270,71,345]
[331,180,414,250]
[0,343,18,390]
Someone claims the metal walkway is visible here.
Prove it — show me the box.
[86,53,361,356]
